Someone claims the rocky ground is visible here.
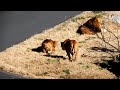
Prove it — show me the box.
[0,11,120,79]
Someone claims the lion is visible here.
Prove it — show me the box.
[83,16,101,33]
[61,39,78,62]
[42,39,56,54]
[77,16,101,35]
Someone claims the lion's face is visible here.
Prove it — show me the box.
[42,39,56,54]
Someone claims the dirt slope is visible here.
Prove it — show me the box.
[0,11,120,79]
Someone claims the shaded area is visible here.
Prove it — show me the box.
[0,70,26,79]
[32,46,43,53]
[91,46,120,78]
[32,46,66,59]
[90,47,116,52]
[44,55,66,59]
[95,60,120,78]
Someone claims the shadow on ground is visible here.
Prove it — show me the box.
[32,46,43,53]
[91,47,120,78]
[32,46,66,59]
[95,60,120,78]
[91,47,116,52]
[44,54,66,59]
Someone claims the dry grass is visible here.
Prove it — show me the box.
[0,11,120,79]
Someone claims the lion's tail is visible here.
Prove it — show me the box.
[71,44,75,55]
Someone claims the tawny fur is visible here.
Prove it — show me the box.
[61,39,78,62]
[77,17,101,35]
[42,39,56,54]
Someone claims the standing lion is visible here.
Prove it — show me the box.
[61,39,78,62]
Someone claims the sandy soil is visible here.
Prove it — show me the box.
[0,11,120,79]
